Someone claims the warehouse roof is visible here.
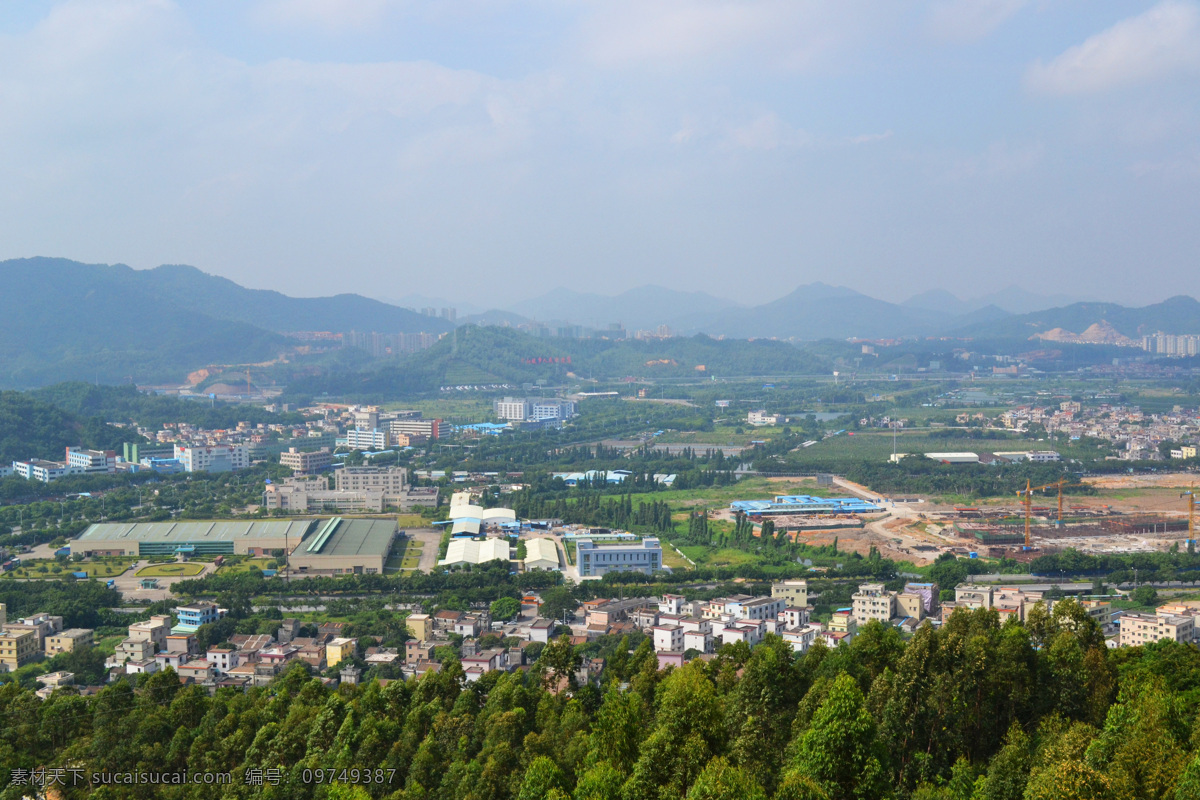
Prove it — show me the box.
[524,538,559,568]
[300,518,396,558]
[75,519,315,546]
[440,538,511,566]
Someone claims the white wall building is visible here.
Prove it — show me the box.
[66,448,117,475]
[173,444,250,473]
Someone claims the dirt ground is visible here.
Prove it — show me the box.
[1083,472,1199,490]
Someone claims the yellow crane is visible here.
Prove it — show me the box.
[1183,488,1196,544]
[1016,478,1074,548]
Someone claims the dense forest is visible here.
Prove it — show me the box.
[2,603,1199,799]
[32,382,308,430]
[0,390,141,465]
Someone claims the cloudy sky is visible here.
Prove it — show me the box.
[1,1,1198,308]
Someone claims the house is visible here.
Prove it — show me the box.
[125,659,159,676]
[454,615,485,638]
[656,651,686,670]
[659,594,688,615]
[406,613,433,642]
[780,607,811,629]
[529,618,557,644]
[112,638,156,666]
[433,610,463,631]
[683,629,713,654]
[325,638,357,667]
[206,647,239,674]
[128,615,172,651]
[406,640,435,664]
[178,659,217,682]
[852,583,896,625]
[44,628,94,655]
[652,625,684,652]
[782,626,818,653]
[173,602,224,633]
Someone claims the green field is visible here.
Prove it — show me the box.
[385,538,424,572]
[784,430,1110,466]
[136,562,206,577]
[396,514,429,528]
[676,546,764,568]
[214,558,275,575]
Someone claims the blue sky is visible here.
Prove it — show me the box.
[1,1,1198,308]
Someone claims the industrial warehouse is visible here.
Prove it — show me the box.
[729,495,883,517]
[71,520,313,557]
[285,517,398,575]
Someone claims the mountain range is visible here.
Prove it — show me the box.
[3,256,1198,388]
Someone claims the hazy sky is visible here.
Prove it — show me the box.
[1,1,1198,308]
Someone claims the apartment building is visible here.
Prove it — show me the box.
[11,459,71,483]
[1120,611,1195,647]
[852,583,896,625]
[955,584,994,610]
[337,466,408,493]
[772,580,809,608]
[44,628,94,655]
[652,624,684,652]
[279,447,333,475]
[0,629,38,671]
[66,447,117,474]
[389,418,441,440]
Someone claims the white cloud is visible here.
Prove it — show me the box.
[251,0,395,31]
[1026,0,1200,94]
[576,0,875,71]
[927,0,1030,43]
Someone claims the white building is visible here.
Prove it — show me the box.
[494,397,532,421]
[748,410,784,426]
[576,538,662,577]
[336,466,408,493]
[524,538,560,571]
[530,399,576,421]
[66,448,117,475]
[173,444,250,473]
[652,624,684,652]
[12,459,71,483]
[852,583,897,625]
[439,538,511,567]
[343,429,390,450]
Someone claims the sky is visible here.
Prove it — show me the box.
[1,1,1198,309]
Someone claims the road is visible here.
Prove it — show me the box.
[401,528,443,572]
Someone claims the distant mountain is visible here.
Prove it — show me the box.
[507,285,738,331]
[953,296,1200,340]
[903,286,1082,316]
[461,309,536,327]
[0,257,453,388]
[697,282,933,340]
[139,263,452,335]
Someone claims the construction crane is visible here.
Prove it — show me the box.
[1016,478,1074,548]
[1183,488,1196,545]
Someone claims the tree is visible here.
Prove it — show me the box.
[540,634,581,691]
[792,672,885,800]
[684,757,767,800]
[519,755,568,800]
[490,596,521,621]
[1131,585,1159,606]
[541,586,577,622]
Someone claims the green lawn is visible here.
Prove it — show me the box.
[396,515,429,528]
[660,544,693,570]
[6,559,136,579]
[136,562,206,577]
[385,538,424,572]
[676,546,765,568]
[215,558,275,575]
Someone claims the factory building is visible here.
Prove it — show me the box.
[71,520,313,557]
[439,538,511,567]
[286,517,397,575]
[730,495,882,517]
[174,444,250,473]
[576,538,662,577]
[523,538,560,571]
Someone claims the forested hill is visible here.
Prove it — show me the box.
[31,382,307,430]
[0,258,453,388]
[0,390,140,464]
[289,325,829,399]
[2,605,1199,799]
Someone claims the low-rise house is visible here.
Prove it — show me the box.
[325,638,357,667]
[45,628,94,655]
[178,659,216,682]
[127,615,172,651]
[652,625,684,652]
[683,629,713,654]
[406,640,435,664]
[656,651,686,670]
[126,659,159,675]
[206,647,239,674]
[529,618,556,644]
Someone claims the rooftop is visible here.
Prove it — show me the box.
[76,519,314,546]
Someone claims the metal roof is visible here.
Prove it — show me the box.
[75,519,315,544]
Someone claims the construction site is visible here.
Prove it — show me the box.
[732,474,1199,566]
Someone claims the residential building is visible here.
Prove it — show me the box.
[206,647,239,674]
[955,584,994,610]
[659,594,688,615]
[174,602,223,632]
[1120,611,1195,647]
[406,613,433,642]
[127,615,172,651]
[772,580,809,608]
[279,447,333,475]
[326,637,357,666]
[0,629,37,671]
[177,660,217,682]
[389,418,442,440]
[44,628,93,655]
[576,538,662,577]
[653,625,684,652]
[852,583,897,625]
[529,618,557,643]
[780,607,811,629]
[113,638,156,665]
[895,593,926,621]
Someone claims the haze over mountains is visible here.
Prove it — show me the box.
[4,256,1199,388]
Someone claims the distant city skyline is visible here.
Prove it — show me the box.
[2,1,1198,307]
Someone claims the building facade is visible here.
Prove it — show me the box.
[174,444,250,473]
[576,538,662,577]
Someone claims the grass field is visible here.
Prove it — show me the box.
[396,514,429,528]
[676,546,764,568]
[654,424,776,446]
[136,562,206,577]
[215,558,275,575]
[4,558,136,579]
[660,543,693,570]
[385,538,424,572]
[785,430,1111,466]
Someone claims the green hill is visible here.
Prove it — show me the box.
[290,325,828,399]
[0,390,140,464]
[952,296,1200,339]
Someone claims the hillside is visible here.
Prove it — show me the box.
[0,258,291,387]
[289,325,828,398]
[0,257,454,388]
[0,390,140,464]
[509,285,738,330]
[954,296,1200,340]
[138,263,453,335]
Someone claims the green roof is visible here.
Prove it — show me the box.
[75,520,315,546]
[304,518,397,559]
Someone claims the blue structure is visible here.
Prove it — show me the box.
[730,495,882,517]
[455,423,511,435]
[174,601,222,633]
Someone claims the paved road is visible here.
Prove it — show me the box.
[402,528,442,572]
[112,559,214,602]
